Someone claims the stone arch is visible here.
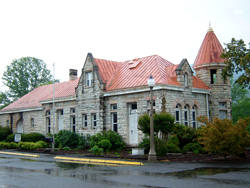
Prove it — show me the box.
[173,98,183,108]
[183,99,192,108]
[193,100,200,109]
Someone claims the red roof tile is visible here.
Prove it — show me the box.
[0,78,79,112]
[192,76,210,89]
[193,26,225,69]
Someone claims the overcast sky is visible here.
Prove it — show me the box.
[0,0,250,91]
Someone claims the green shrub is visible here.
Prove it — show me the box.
[98,139,112,151]
[77,134,90,149]
[166,143,182,153]
[90,130,125,151]
[139,137,167,156]
[6,134,15,142]
[63,146,71,151]
[0,126,12,141]
[36,141,48,148]
[182,143,204,154]
[6,133,45,143]
[89,145,104,156]
[10,142,17,149]
[139,137,150,154]
[167,135,180,146]
[55,130,80,148]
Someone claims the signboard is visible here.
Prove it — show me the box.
[14,134,21,142]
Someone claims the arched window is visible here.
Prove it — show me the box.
[192,106,197,129]
[184,105,189,126]
[175,105,181,124]
[184,73,188,87]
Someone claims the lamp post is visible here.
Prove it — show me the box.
[147,74,157,162]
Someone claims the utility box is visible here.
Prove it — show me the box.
[44,137,53,142]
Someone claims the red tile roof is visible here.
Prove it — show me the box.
[0,78,79,112]
[193,26,225,69]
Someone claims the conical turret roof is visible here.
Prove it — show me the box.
[193,25,225,69]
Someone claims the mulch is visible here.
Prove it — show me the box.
[36,148,250,163]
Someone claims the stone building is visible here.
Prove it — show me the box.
[0,25,231,146]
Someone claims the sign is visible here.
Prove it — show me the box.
[14,134,21,142]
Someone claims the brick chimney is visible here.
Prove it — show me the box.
[69,69,78,80]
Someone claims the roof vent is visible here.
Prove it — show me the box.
[128,58,142,69]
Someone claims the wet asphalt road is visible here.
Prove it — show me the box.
[0,150,250,188]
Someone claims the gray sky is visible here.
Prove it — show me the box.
[0,0,250,91]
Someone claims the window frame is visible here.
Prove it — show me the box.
[175,105,181,124]
[31,118,34,128]
[184,105,189,126]
[82,114,88,128]
[91,113,97,127]
[86,72,93,87]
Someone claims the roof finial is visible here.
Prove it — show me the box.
[207,21,213,32]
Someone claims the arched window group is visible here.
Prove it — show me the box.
[175,104,198,128]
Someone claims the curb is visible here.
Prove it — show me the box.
[0,151,40,158]
[54,156,144,166]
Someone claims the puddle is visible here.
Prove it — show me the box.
[165,167,249,178]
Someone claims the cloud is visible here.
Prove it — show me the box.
[235,10,244,15]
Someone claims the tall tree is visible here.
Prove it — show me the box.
[2,57,58,101]
[230,77,249,103]
[221,38,250,88]
[0,92,10,110]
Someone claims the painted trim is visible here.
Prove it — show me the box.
[0,107,43,115]
[192,88,211,94]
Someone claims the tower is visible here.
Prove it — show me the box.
[193,24,232,120]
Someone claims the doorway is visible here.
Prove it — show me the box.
[58,110,64,131]
[129,103,138,145]
[16,120,23,133]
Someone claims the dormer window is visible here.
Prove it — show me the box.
[86,72,92,86]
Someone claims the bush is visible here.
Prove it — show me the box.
[139,137,168,156]
[98,139,112,151]
[77,134,90,149]
[89,145,104,156]
[90,130,125,151]
[166,143,182,153]
[0,126,12,141]
[182,143,204,154]
[6,133,45,143]
[167,135,180,146]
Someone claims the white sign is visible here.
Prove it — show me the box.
[14,134,21,142]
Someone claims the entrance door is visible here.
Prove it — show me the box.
[58,110,64,131]
[17,120,23,133]
[129,104,138,145]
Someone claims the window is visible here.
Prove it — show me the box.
[111,104,117,110]
[219,102,226,108]
[31,118,34,128]
[184,73,188,87]
[219,111,227,119]
[82,114,87,127]
[175,105,181,124]
[46,110,51,133]
[184,105,189,126]
[112,113,118,132]
[192,106,197,129]
[147,100,156,115]
[71,115,76,132]
[210,69,217,84]
[86,72,92,86]
[92,114,97,127]
[70,108,76,114]
[6,120,10,128]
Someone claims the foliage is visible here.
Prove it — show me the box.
[90,130,125,151]
[98,139,112,151]
[0,92,10,110]
[173,124,197,149]
[197,116,250,160]
[166,143,182,153]
[77,134,91,149]
[232,98,250,124]
[89,145,104,156]
[221,38,250,88]
[2,57,59,101]
[182,143,204,154]
[167,135,180,147]
[0,126,12,141]
[153,112,176,140]
[230,77,249,103]
[138,137,167,156]
[138,112,176,139]
[138,114,150,136]
[6,133,45,143]
[63,146,71,151]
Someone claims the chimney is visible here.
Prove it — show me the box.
[69,69,78,80]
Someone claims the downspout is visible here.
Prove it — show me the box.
[206,94,209,120]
